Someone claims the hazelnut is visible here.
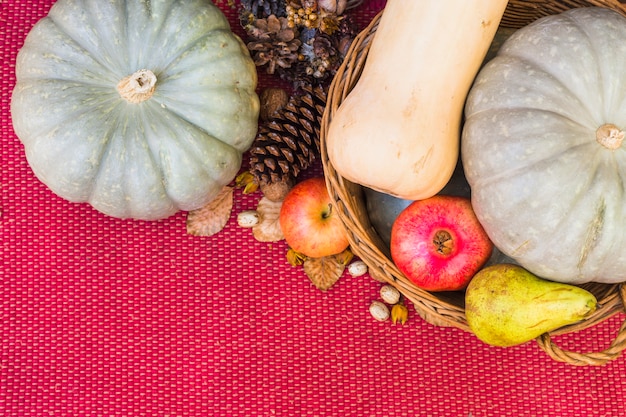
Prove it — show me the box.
[259,88,289,122]
[259,177,295,202]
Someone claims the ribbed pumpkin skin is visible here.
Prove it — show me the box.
[462,7,626,284]
[11,0,259,220]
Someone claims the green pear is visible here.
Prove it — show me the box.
[465,263,597,347]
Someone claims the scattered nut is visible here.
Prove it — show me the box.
[259,87,290,122]
[369,300,390,322]
[380,285,401,305]
[259,177,294,202]
[237,210,261,228]
[348,260,368,277]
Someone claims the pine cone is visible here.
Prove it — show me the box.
[245,15,301,75]
[249,83,327,201]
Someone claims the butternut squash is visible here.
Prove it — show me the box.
[326,0,508,200]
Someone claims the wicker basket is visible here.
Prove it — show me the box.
[321,0,626,366]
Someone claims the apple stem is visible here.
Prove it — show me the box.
[322,203,333,219]
[433,230,454,255]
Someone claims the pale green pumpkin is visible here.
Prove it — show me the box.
[11,0,259,220]
[462,7,626,284]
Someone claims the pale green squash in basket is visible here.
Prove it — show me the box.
[462,7,626,284]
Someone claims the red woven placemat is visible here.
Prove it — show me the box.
[2,1,626,416]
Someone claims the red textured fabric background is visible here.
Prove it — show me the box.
[3,1,626,416]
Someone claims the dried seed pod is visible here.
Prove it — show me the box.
[286,247,307,266]
[380,285,401,305]
[391,303,409,325]
[369,300,390,322]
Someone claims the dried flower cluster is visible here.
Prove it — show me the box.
[240,0,359,88]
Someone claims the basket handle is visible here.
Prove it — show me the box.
[535,285,626,366]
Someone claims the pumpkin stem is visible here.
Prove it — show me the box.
[117,69,157,104]
[596,123,624,150]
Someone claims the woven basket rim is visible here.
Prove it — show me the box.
[320,1,626,366]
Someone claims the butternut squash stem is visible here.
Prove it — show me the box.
[596,123,624,150]
[117,69,157,104]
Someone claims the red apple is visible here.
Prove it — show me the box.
[279,177,350,258]
[390,195,493,292]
